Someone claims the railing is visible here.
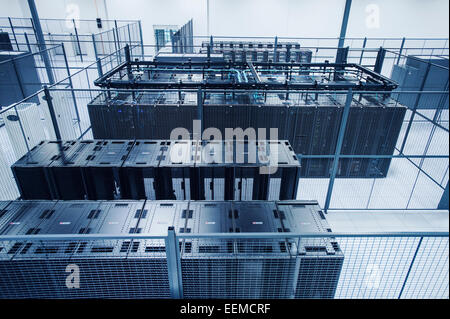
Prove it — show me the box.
[0,231,447,299]
[0,17,143,63]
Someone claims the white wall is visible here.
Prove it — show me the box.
[346,0,449,38]
[1,0,448,45]
[208,0,346,38]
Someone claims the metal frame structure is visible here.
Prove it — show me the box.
[93,46,398,91]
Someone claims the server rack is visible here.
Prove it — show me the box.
[67,200,146,298]
[13,139,300,201]
[88,91,198,140]
[0,200,59,298]
[0,200,342,299]
[277,201,344,298]
[158,140,198,200]
[181,201,236,298]
[83,140,134,200]
[391,56,449,109]
[12,141,74,199]
[231,201,295,298]
[119,140,166,200]
[194,140,300,200]
[124,201,188,298]
[47,140,98,200]
[200,41,313,63]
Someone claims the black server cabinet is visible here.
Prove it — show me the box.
[278,201,344,298]
[12,141,73,200]
[83,140,134,200]
[126,201,188,298]
[181,201,236,298]
[66,201,146,298]
[158,140,198,200]
[87,93,136,139]
[47,140,98,200]
[232,201,295,299]
[119,140,166,199]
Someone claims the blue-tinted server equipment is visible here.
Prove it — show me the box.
[0,200,342,299]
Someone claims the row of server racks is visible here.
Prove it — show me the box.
[0,199,343,299]
[12,139,300,202]
[89,46,405,179]
[88,90,405,178]
[200,41,313,63]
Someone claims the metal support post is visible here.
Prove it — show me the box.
[43,86,62,140]
[61,43,82,136]
[92,33,99,60]
[127,23,132,49]
[338,0,352,48]
[359,37,367,64]
[72,19,83,62]
[397,37,406,65]
[24,32,31,52]
[197,88,204,140]
[124,44,132,80]
[374,47,386,74]
[165,227,183,299]
[324,89,353,212]
[27,0,55,84]
[96,59,103,77]
[138,20,144,60]
[273,36,278,61]
[114,20,122,61]
[8,17,20,51]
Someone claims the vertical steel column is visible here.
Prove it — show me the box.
[396,37,406,65]
[61,43,82,136]
[209,35,213,48]
[338,0,352,48]
[114,20,122,61]
[273,36,278,61]
[96,59,103,77]
[165,227,183,299]
[124,44,132,80]
[400,63,432,153]
[197,88,204,140]
[359,37,367,64]
[324,89,353,212]
[92,33,99,60]
[438,182,449,209]
[24,32,31,52]
[138,21,144,60]
[373,47,386,73]
[72,19,83,62]
[27,0,55,84]
[43,85,62,140]
[127,23,132,49]
[8,17,20,51]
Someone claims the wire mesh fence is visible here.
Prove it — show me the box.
[0,17,142,63]
[0,232,447,299]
